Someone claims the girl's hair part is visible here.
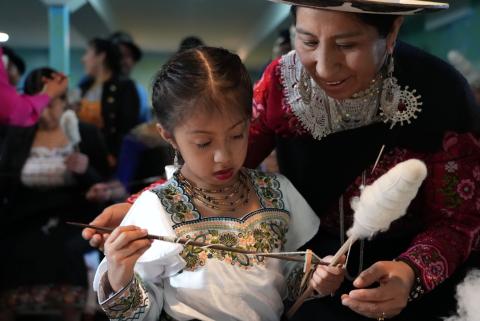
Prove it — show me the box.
[151,46,253,133]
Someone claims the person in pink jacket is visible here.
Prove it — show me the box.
[0,46,68,127]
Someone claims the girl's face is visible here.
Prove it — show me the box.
[161,109,249,189]
[82,46,103,76]
[294,7,402,100]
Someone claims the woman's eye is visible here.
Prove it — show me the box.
[337,43,355,49]
[232,134,244,140]
[196,142,211,149]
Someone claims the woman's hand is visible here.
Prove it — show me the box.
[310,255,346,296]
[341,260,415,319]
[42,73,68,99]
[65,152,89,174]
[104,225,152,292]
[82,202,132,249]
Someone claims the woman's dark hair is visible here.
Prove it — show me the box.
[151,46,253,133]
[88,38,122,76]
[290,5,398,38]
[24,67,56,95]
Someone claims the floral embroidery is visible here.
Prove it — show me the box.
[175,210,290,271]
[100,275,149,321]
[456,179,476,200]
[151,177,200,224]
[445,161,458,173]
[151,169,284,223]
[248,170,284,209]
[285,265,304,301]
[440,174,462,208]
[400,245,448,291]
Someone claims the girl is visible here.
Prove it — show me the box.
[93,47,344,321]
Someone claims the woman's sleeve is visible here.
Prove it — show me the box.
[0,48,50,126]
[398,132,480,294]
[245,60,281,169]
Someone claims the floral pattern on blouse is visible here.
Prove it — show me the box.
[151,169,290,271]
[99,274,149,321]
[174,210,289,270]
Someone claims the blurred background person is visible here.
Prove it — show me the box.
[78,38,140,169]
[0,67,110,321]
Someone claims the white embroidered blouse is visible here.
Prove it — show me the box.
[94,169,320,321]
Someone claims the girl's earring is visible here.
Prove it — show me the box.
[174,149,179,167]
[165,148,181,180]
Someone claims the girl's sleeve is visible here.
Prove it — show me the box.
[277,174,320,252]
[94,191,186,320]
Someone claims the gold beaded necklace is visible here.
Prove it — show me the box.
[177,169,250,213]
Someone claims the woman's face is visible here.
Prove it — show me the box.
[294,8,402,100]
[159,109,249,190]
[81,46,103,76]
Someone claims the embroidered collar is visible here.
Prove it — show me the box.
[151,169,285,225]
[279,51,423,140]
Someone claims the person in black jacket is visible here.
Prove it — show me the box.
[78,38,140,168]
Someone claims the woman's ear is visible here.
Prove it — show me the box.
[386,16,404,54]
[156,124,178,149]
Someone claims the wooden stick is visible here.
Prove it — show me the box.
[286,236,357,319]
[68,222,328,266]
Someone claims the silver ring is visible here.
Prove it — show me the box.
[377,312,386,321]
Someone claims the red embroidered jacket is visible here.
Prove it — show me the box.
[245,48,480,294]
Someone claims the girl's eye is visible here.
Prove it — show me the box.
[196,142,211,149]
[303,41,318,48]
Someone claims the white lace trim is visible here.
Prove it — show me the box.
[279,51,422,140]
[280,51,332,140]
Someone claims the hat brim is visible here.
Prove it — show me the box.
[268,0,449,15]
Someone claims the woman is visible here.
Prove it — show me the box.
[247,1,480,320]
[0,68,110,320]
[79,38,140,166]
[84,1,480,320]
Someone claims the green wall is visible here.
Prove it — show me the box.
[400,1,480,68]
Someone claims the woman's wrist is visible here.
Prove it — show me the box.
[395,258,425,302]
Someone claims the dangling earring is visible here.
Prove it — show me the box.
[298,68,313,104]
[173,149,179,167]
[165,148,181,180]
[379,53,423,129]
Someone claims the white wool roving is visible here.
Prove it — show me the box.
[445,269,480,321]
[347,159,427,240]
[60,110,81,146]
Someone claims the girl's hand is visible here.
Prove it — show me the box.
[104,225,153,292]
[341,260,415,319]
[310,255,346,296]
